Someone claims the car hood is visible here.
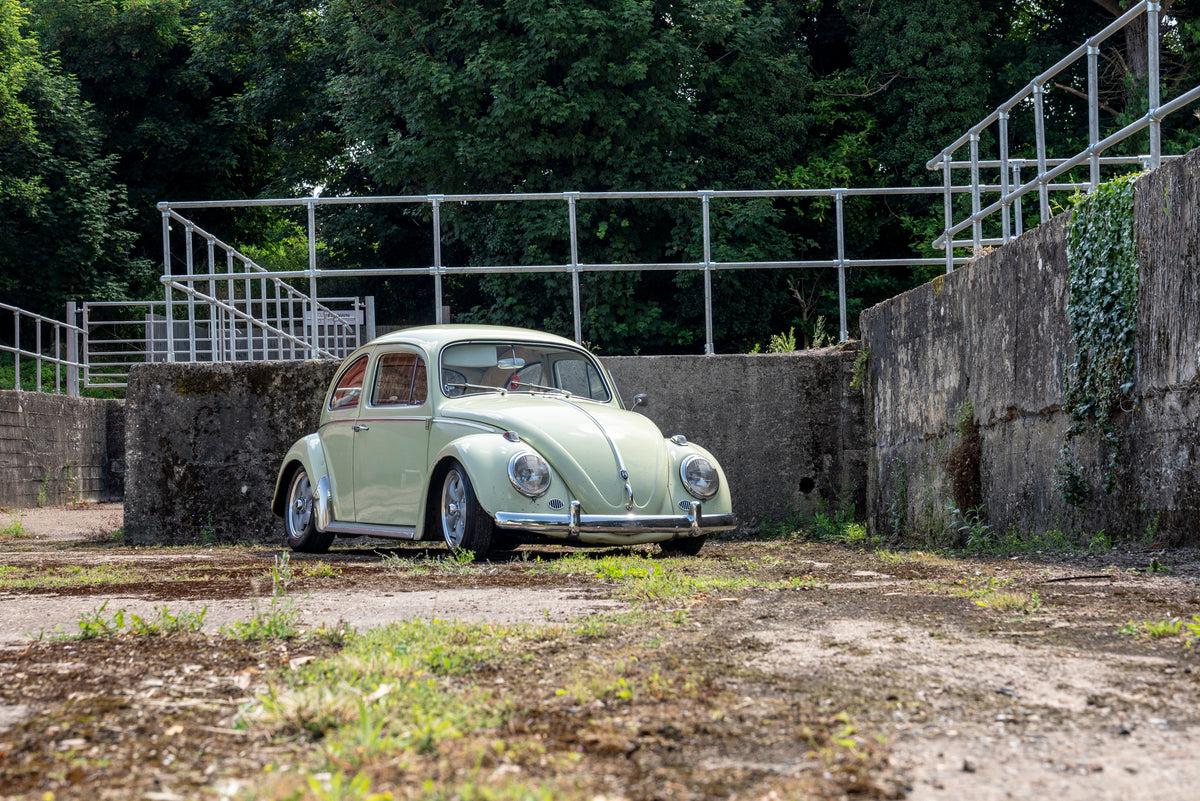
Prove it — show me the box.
[440,395,669,512]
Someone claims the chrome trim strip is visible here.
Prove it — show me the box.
[322,521,419,540]
[431,417,498,433]
[494,507,737,535]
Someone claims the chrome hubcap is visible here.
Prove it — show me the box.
[287,473,313,535]
[441,470,466,548]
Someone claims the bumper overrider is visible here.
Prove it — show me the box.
[494,500,737,538]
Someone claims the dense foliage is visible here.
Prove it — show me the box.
[2,0,1199,351]
[1058,172,1140,504]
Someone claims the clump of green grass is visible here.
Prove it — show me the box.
[223,553,302,640]
[1120,618,1186,639]
[0,511,28,538]
[972,590,1041,614]
[64,601,208,640]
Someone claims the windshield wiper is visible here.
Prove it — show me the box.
[512,380,572,397]
[444,382,507,395]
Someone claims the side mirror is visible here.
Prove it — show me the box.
[630,393,649,412]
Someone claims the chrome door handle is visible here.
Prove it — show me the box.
[352,424,370,432]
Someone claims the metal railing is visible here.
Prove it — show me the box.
[1,301,83,396]
[159,186,985,354]
[79,295,367,390]
[159,210,368,363]
[929,0,1200,268]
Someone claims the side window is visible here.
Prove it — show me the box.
[555,359,609,401]
[371,352,429,407]
[329,356,368,411]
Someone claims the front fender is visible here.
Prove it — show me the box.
[418,434,544,535]
[272,435,330,520]
[666,442,734,515]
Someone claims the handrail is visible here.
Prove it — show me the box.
[928,1,1196,262]
[1,301,84,396]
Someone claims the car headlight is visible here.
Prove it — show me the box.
[509,452,551,497]
[680,454,719,500]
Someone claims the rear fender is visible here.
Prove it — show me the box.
[272,435,330,522]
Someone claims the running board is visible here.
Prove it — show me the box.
[323,521,419,540]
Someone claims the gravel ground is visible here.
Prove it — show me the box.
[2,504,1200,800]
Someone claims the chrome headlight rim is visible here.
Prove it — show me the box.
[680,454,719,500]
[508,451,552,498]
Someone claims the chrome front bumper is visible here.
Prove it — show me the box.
[493,500,737,538]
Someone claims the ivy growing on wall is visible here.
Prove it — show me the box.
[1057,173,1139,505]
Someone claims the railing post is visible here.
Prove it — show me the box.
[206,235,217,361]
[1033,82,1050,223]
[700,191,714,355]
[12,310,18,389]
[185,223,197,362]
[1013,162,1024,238]
[942,153,955,274]
[835,191,848,343]
[999,111,1011,243]
[1148,0,1162,168]
[162,209,175,362]
[567,193,582,344]
[431,195,444,325]
[969,132,982,252]
[1087,42,1101,190]
[306,199,318,358]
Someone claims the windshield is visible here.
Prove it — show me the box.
[440,341,611,402]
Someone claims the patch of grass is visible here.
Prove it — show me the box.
[305,561,342,578]
[0,562,137,588]
[875,550,954,568]
[972,590,1041,614]
[1121,618,1184,638]
[378,549,477,577]
[59,602,208,640]
[220,598,302,641]
[0,511,29,538]
[549,550,807,603]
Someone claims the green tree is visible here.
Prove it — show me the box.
[0,0,145,319]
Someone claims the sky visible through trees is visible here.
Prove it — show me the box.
[2,0,1199,353]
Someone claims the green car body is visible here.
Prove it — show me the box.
[272,325,736,558]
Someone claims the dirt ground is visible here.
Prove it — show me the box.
[3,504,1200,800]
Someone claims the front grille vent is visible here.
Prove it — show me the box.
[679,500,693,512]
[548,498,565,510]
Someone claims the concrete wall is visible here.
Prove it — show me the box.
[123,350,865,545]
[861,147,1200,544]
[0,391,124,507]
[124,361,339,545]
[605,348,866,528]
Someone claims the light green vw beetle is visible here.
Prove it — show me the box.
[272,325,736,558]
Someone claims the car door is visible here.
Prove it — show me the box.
[321,353,369,524]
[352,347,432,526]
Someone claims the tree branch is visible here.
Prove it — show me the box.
[1052,82,1119,117]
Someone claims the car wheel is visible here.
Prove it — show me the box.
[659,535,706,556]
[440,461,492,559]
[284,467,334,554]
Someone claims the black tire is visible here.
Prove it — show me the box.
[439,461,492,560]
[659,535,706,556]
[284,467,334,554]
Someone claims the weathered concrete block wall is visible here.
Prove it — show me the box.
[124,350,866,544]
[605,348,866,528]
[124,361,339,545]
[862,147,1200,543]
[0,391,124,506]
